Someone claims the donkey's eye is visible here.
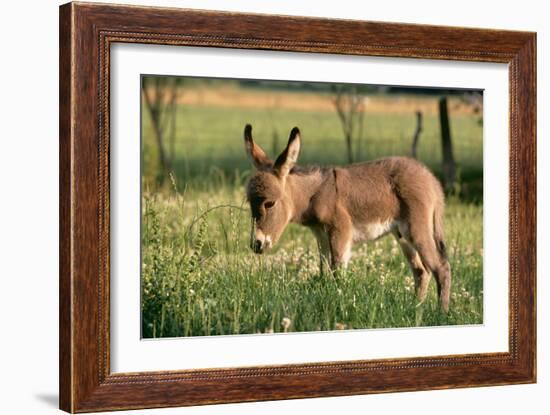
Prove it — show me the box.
[264,200,276,209]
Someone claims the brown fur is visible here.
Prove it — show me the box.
[244,124,451,312]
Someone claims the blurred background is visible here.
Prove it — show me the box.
[141,76,483,201]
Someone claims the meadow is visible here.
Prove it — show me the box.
[141,85,484,338]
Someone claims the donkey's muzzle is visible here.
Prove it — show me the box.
[253,239,264,254]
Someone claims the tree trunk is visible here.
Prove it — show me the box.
[411,111,423,159]
[345,132,353,164]
[438,97,456,193]
[142,78,182,187]
[332,87,364,164]
[143,91,172,185]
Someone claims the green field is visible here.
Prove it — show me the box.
[142,102,483,199]
[141,95,484,338]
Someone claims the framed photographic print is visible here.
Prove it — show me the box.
[59,2,536,412]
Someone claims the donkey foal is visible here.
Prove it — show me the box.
[244,124,451,312]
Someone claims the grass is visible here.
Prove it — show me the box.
[141,182,483,338]
[141,94,483,338]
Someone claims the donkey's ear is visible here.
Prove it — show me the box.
[274,127,301,178]
[244,124,272,170]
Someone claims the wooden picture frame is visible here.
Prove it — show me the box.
[59,2,536,412]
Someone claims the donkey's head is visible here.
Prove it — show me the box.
[244,124,301,254]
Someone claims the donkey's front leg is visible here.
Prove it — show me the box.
[328,209,354,269]
[311,226,331,275]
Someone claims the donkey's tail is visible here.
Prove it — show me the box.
[433,197,448,259]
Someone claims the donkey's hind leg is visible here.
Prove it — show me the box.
[407,219,452,312]
[393,231,431,304]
